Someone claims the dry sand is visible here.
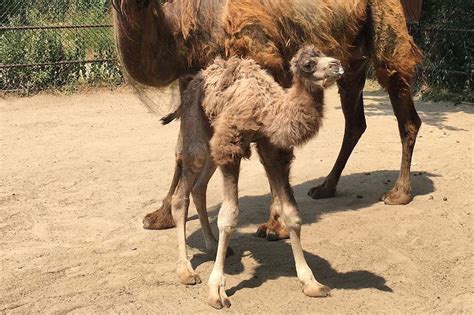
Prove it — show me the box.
[1,86,473,313]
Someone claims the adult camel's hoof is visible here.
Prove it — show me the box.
[303,283,331,298]
[254,225,268,238]
[382,188,413,205]
[142,206,175,230]
[307,184,336,199]
[253,221,289,241]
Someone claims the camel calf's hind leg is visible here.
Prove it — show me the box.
[191,160,219,253]
[171,162,203,285]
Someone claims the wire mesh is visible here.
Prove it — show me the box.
[0,0,121,92]
[408,0,473,101]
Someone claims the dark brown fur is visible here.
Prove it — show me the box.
[113,0,422,237]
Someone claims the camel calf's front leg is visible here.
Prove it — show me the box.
[257,140,330,297]
[208,162,240,309]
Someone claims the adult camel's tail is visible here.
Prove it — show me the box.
[368,0,422,88]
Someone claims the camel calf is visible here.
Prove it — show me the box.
[166,46,343,308]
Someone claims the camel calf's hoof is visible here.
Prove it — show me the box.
[142,208,175,230]
[303,283,331,298]
[381,188,413,205]
[307,184,336,199]
[208,286,231,309]
[179,272,201,285]
[208,295,231,309]
[177,261,201,285]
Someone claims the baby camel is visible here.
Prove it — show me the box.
[167,46,343,309]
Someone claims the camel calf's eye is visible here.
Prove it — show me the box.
[301,61,316,73]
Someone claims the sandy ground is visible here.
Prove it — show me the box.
[1,86,473,314]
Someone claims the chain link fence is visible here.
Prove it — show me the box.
[1,1,472,101]
[0,0,121,92]
[408,0,473,102]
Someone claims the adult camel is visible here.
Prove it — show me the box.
[113,0,422,240]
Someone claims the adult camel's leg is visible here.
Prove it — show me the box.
[308,59,369,199]
[208,161,240,309]
[382,75,421,204]
[256,139,330,297]
[254,164,290,241]
[143,132,182,229]
[143,77,190,230]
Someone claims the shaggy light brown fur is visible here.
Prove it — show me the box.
[168,46,341,308]
[114,0,422,239]
[170,47,340,165]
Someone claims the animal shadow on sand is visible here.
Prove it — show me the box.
[362,90,473,131]
[187,170,436,296]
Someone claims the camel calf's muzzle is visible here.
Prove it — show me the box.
[327,59,344,78]
[316,57,344,80]
[308,57,343,88]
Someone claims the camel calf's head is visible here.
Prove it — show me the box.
[291,45,344,88]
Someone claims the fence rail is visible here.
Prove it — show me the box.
[1,59,117,69]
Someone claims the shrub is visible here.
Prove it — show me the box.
[0,0,121,92]
[412,0,473,102]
